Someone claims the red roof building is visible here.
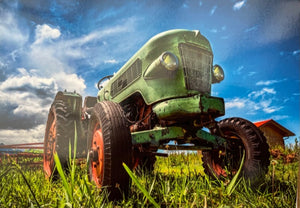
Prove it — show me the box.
[254,119,295,148]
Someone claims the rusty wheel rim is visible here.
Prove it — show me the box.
[212,154,228,177]
[212,131,244,178]
[43,110,56,178]
[90,122,104,187]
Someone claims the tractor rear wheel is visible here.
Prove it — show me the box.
[88,101,132,199]
[202,117,270,185]
[43,92,82,178]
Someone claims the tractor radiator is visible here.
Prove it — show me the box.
[179,43,212,94]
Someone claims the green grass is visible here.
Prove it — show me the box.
[0,151,298,207]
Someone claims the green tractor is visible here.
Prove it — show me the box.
[43,29,270,199]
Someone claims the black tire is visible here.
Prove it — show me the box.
[202,117,270,185]
[88,101,132,200]
[44,92,82,178]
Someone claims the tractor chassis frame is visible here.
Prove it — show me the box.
[131,126,226,151]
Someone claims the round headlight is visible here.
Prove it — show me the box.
[212,65,224,83]
[159,52,179,71]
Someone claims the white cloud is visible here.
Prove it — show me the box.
[233,0,246,11]
[226,98,246,109]
[65,18,135,47]
[234,66,244,75]
[17,67,29,76]
[248,88,276,99]
[210,6,217,16]
[27,19,137,76]
[55,72,86,93]
[293,50,300,56]
[263,106,283,114]
[256,79,286,86]
[104,59,118,64]
[0,9,28,47]
[34,24,61,44]
[225,95,282,116]
[0,124,45,145]
[0,73,56,92]
[226,85,283,117]
[225,97,260,116]
[0,16,141,145]
[0,69,57,118]
[209,29,218,33]
[272,115,289,120]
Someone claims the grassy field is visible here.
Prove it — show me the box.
[0,148,298,207]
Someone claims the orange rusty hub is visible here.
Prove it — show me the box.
[89,122,104,187]
[212,159,227,177]
[43,111,56,178]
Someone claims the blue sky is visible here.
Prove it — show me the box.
[0,0,299,144]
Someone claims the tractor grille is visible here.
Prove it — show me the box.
[111,59,142,97]
[179,43,212,94]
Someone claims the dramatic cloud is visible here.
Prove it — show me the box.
[0,8,28,47]
[0,0,298,142]
[34,24,61,44]
[233,0,246,11]
[0,125,45,145]
[0,12,140,144]
[0,68,57,129]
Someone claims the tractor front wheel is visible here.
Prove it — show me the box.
[88,101,132,199]
[202,117,270,185]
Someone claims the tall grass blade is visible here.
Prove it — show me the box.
[0,164,40,207]
[71,121,78,195]
[143,174,156,206]
[123,162,160,208]
[83,177,96,207]
[226,151,245,196]
[15,164,41,208]
[54,152,73,202]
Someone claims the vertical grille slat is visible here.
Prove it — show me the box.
[179,43,212,93]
